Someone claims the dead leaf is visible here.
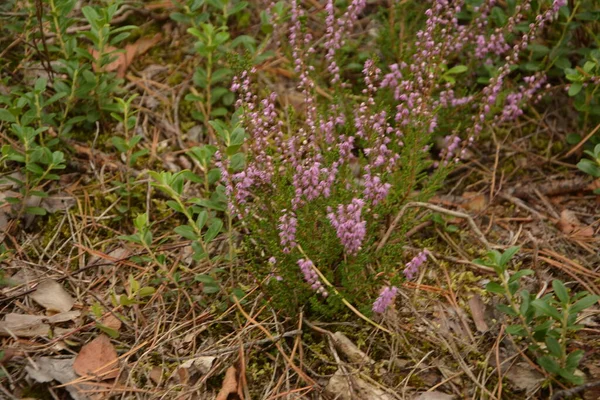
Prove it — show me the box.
[324,369,394,400]
[179,356,216,375]
[100,314,122,331]
[468,295,489,333]
[215,366,239,400]
[90,34,162,78]
[30,279,75,313]
[25,357,93,400]
[149,366,163,386]
[0,311,80,337]
[413,392,455,400]
[504,362,544,394]
[462,191,487,212]
[41,193,76,213]
[73,334,119,380]
[557,210,594,237]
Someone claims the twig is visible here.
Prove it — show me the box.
[550,381,600,399]
[563,122,600,159]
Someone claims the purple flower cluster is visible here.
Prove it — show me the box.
[372,286,398,314]
[298,258,328,297]
[404,250,429,280]
[278,211,297,254]
[218,0,566,304]
[327,198,366,255]
[324,0,367,84]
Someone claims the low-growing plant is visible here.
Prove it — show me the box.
[478,246,599,384]
[202,0,571,317]
[175,0,263,138]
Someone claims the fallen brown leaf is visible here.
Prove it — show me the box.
[73,334,119,380]
[90,33,162,78]
[25,357,97,400]
[462,191,487,212]
[0,311,80,337]
[30,279,75,313]
[557,209,594,238]
[100,314,122,331]
[467,294,489,333]
[216,366,239,400]
[324,368,394,400]
[149,366,163,386]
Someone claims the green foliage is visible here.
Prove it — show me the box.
[479,247,600,385]
[577,144,600,190]
[176,0,259,131]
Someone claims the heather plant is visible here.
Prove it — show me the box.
[479,247,599,384]
[202,0,570,316]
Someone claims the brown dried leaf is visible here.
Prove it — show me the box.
[73,335,119,380]
[90,34,162,78]
[0,311,79,337]
[215,366,239,400]
[504,362,544,394]
[179,356,216,375]
[557,210,594,237]
[462,191,487,212]
[324,369,394,400]
[468,294,489,333]
[30,279,75,313]
[149,366,163,386]
[25,357,98,400]
[100,314,122,331]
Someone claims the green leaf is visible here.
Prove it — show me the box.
[138,286,156,298]
[446,65,468,75]
[500,246,520,266]
[545,336,563,358]
[532,299,563,321]
[509,269,534,283]
[202,283,220,294]
[570,294,600,314]
[25,206,47,216]
[568,83,583,97]
[229,153,245,171]
[537,355,560,374]
[505,324,527,336]
[577,159,600,178]
[552,280,569,305]
[196,210,208,230]
[566,349,584,370]
[486,282,505,295]
[0,109,16,123]
[497,304,518,316]
[204,218,223,242]
[174,225,198,240]
[195,274,216,284]
[96,323,120,338]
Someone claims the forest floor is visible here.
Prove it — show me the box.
[1,1,600,400]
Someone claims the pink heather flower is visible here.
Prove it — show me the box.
[404,250,429,280]
[278,211,297,253]
[298,258,328,297]
[373,286,398,314]
[327,198,366,255]
[363,173,391,205]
